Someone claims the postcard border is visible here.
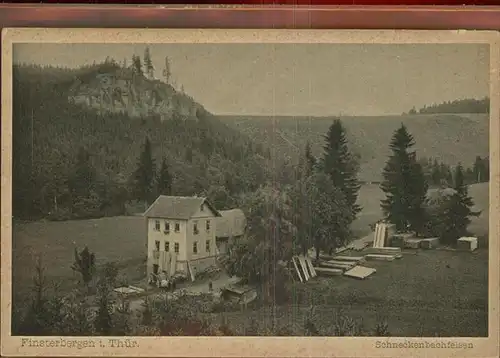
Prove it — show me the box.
[1,28,499,358]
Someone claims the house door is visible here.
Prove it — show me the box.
[153,264,159,275]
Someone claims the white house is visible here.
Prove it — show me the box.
[144,196,222,278]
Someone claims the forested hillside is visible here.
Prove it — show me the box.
[12,62,270,220]
[218,113,490,183]
[406,97,490,115]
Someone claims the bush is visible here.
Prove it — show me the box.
[374,320,390,336]
[102,262,119,288]
[47,207,73,221]
[333,309,362,336]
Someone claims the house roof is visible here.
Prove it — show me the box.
[216,209,247,238]
[143,196,221,220]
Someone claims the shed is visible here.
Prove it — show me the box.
[215,209,247,255]
[222,284,257,305]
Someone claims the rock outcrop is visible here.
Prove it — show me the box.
[68,65,203,120]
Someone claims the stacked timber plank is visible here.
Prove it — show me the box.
[314,267,344,276]
[291,255,317,282]
[457,237,478,252]
[372,223,388,248]
[320,259,357,271]
[313,254,376,280]
[344,266,377,280]
[405,238,424,249]
[335,255,377,280]
[313,254,360,277]
[420,237,439,249]
[363,246,402,261]
[390,233,416,248]
[332,255,365,263]
[365,254,396,262]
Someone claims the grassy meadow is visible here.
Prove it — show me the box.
[206,249,488,336]
[12,216,147,304]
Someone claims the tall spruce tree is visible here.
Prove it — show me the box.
[380,124,428,234]
[132,54,143,76]
[69,147,96,199]
[71,246,96,292]
[163,56,172,84]
[321,119,361,219]
[132,137,156,208]
[143,47,155,79]
[304,141,316,176]
[437,164,477,245]
[472,155,489,183]
[157,157,172,196]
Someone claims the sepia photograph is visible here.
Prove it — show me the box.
[1,28,499,357]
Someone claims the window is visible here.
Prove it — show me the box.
[206,240,210,253]
[193,221,199,235]
[200,204,204,212]
[175,222,180,233]
[206,220,211,232]
[164,221,170,234]
[174,242,179,254]
[154,240,160,251]
[164,241,170,252]
[193,241,198,254]
[154,220,160,231]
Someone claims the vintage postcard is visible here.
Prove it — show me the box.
[1,28,499,357]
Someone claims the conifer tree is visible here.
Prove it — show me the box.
[380,124,428,234]
[132,54,143,76]
[157,157,172,196]
[472,155,489,183]
[18,255,66,335]
[163,56,172,85]
[143,47,155,79]
[321,119,361,219]
[69,147,96,199]
[71,246,96,292]
[94,280,113,336]
[304,141,316,175]
[26,254,49,334]
[431,159,441,186]
[437,164,477,245]
[132,137,156,207]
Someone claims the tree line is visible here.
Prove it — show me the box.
[419,155,490,187]
[406,97,490,115]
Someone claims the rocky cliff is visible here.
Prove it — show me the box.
[67,64,204,120]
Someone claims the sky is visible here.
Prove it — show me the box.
[14,43,490,116]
